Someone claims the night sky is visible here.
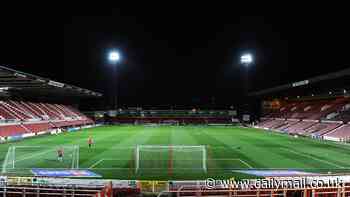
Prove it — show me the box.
[1,6,349,108]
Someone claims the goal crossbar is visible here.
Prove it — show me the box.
[137,145,205,148]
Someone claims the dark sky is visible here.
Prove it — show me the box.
[1,6,349,108]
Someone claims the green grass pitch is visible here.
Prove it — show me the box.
[0,125,350,180]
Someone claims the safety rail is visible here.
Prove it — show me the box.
[156,184,350,197]
[0,185,102,197]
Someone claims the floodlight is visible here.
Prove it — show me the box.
[108,51,120,62]
[240,53,253,64]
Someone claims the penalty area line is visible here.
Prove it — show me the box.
[211,158,253,169]
[89,159,104,169]
[15,149,54,163]
[238,159,253,169]
[283,148,344,169]
[88,158,129,169]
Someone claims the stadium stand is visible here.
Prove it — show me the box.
[264,102,297,118]
[113,116,232,125]
[253,67,350,144]
[305,121,343,136]
[325,123,350,140]
[284,120,318,134]
[257,96,350,141]
[1,101,33,120]
[330,102,350,122]
[264,98,349,120]
[0,100,93,138]
[256,118,275,127]
[256,119,285,129]
[270,119,289,129]
[275,119,299,130]
[284,101,312,119]
[314,98,349,120]
[37,103,62,120]
[100,109,235,125]
[0,105,19,120]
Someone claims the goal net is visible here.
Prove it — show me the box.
[135,145,207,173]
[2,145,79,174]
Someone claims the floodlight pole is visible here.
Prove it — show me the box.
[108,50,121,110]
[240,53,253,123]
[113,65,118,110]
[240,53,253,97]
[243,62,250,97]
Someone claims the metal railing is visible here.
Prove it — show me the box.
[156,184,350,197]
[0,182,104,197]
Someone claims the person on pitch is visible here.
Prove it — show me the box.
[57,147,64,162]
[88,136,94,148]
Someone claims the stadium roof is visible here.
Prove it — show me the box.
[249,67,350,97]
[0,65,102,98]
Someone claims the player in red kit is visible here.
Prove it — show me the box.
[88,136,93,149]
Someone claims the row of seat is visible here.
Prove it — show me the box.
[0,100,86,121]
[0,120,93,137]
[327,124,350,138]
[258,119,350,140]
[265,97,349,121]
[0,100,93,137]
[259,97,350,140]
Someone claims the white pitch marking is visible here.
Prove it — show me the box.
[89,159,104,169]
[283,148,344,169]
[238,159,253,169]
[15,149,53,163]
[211,158,253,169]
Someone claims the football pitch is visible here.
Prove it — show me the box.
[0,125,350,180]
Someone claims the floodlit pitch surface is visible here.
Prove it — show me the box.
[0,125,350,180]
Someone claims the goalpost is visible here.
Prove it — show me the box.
[2,145,79,173]
[135,145,207,173]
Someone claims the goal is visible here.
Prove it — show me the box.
[134,145,207,173]
[2,145,79,174]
